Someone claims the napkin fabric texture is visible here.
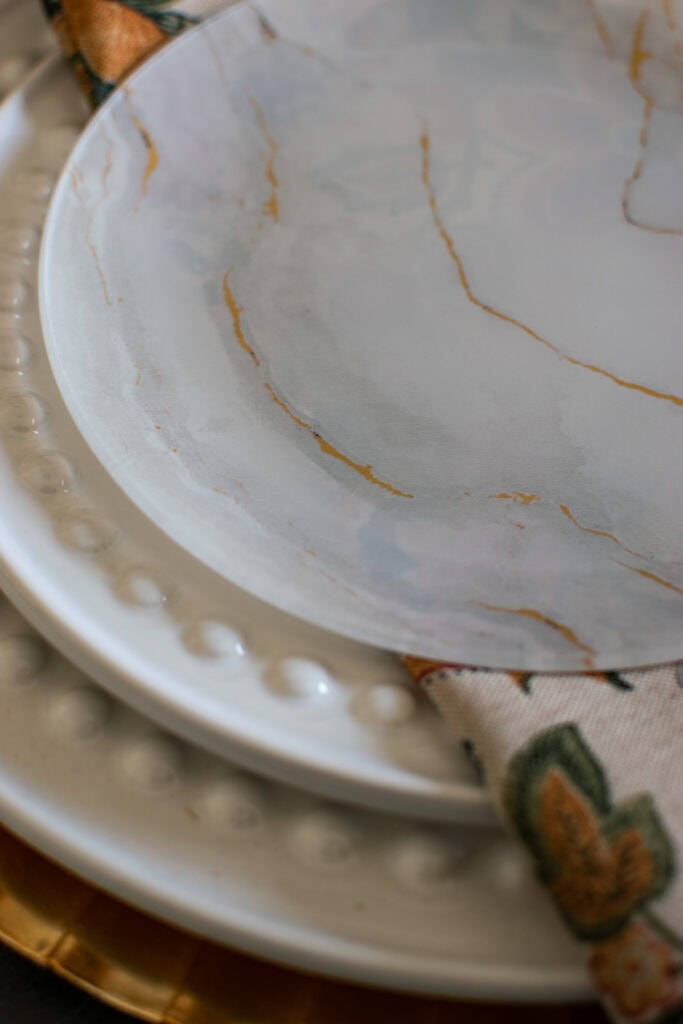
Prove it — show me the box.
[40,2,683,1021]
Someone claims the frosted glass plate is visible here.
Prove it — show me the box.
[0,54,489,825]
[42,0,683,670]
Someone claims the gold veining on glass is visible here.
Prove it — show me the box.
[250,94,280,223]
[471,604,597,671]
[123,87,159,201]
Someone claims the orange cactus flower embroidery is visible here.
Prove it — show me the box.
[504,725,674,941]
[541,770,657,932]
[590,922,680,1018]
[43,0,198,106]
[61,0,167,84]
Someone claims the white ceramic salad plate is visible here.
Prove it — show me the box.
[42,0,683,673]
[0,52,487,823]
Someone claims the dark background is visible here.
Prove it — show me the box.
[0,945,132,1024]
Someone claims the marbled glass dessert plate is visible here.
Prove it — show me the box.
[0,589,587,1002]
[42,0,683,672]
[0,55,489,825]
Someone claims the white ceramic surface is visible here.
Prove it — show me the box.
[0,56,489,824]
[0,0,55,92]
[0,587,588,1001]
[42,0,683,671]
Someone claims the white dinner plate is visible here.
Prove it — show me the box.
[42,0,683,671]
[0,0,55,91]
[0,54,489,824]
[0,586,587,1001]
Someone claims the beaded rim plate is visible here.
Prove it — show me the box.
[0,828,596,1024]
[0,587,587,1002]
[0,50,488,823]
[41,0,683,672]
[0,0,55,88]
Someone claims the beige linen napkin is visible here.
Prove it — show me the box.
[40,2,683,1020]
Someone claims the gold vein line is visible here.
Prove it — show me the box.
[663,0,683,57]
[123,90,159,199]
[100,123,114,199]
[87,242,113,308]
[419,124,683,408]
[612,558,683,596]
[70,167,112,308]
[222,271,412,497]
[250,95,279,222]
[664,0,677,33]
[102,149,113,198]
[622,99,683,234]
[488,491,540,506]
[559,504,647,559]
[223,270,260,365]
[265,384,414,497]
[137,119,159,196]
[253,5,336,67]
[630,8,652,96]
[621,7,683,232]
[472,602,596,668]
[584,0,614,55]
[255,9,278,41]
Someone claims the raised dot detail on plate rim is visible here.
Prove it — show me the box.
[287,809,360,869]
[0,222,40,260]
[119,734,184,793]
[13,167,55,204]
[0,277,30,313]
[266,658,338,700]
[199,775,267,836]
[48,684,113,743]
[352,683,418,727]
[113,567,172,608]
[482,839,531,891]
[0,632,48,687]
[0,390,48,435]
[19,450,76,496]
[0,332,32,371]
[181,617,247,659]
[387,831,468,893]
[55,507,119,555]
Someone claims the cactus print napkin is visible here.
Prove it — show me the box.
[41,0,226,104]
[405,658,683,1024]
[40,2,683,1021]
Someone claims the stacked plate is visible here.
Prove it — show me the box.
[6,0,683,1006]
